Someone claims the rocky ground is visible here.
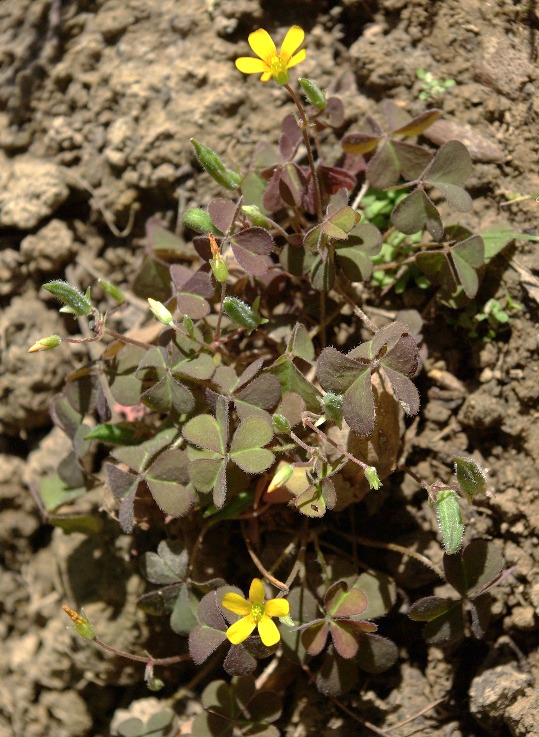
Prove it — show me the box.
[1,0,538,735]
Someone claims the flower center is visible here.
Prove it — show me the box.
[250,603,265,622]
[270,56,289,85]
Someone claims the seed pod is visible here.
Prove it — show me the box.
[85,424,137,443]
[182,207,221,235]
[435,488,464,555]
[190,139,241,190]
[222,296,267,334]
[454,457,487,501]
[98,279,125,303]
[272,413,291,434]
[299,78,327,111]
[28,334,61,353]
[320,391,343,427]
[43,280,93,316]
[148,298,174,326]
[210,255,228,284]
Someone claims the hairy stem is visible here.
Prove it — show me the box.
[284,84,323,221]
[93,636,190,666]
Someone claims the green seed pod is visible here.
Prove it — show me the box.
[435,488,465,555]
[182,207,221,235]
[272,413,291,434]
[28,334,61,353]
[222,296,267,334]
[364,466,382,491]
[210,256,228,284]
[98,278,125,303]
[299,78,327,111]
[43,280,93,316]
[241,205,270,228]
[190,139,241,190]
[320,391,343,427]
[454,457,487,501]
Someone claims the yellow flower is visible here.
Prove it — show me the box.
[222,578,290,647]
[235,26,306,84]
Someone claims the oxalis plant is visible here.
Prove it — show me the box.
[30,25,518,733]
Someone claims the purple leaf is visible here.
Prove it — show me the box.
[330,622,359,659]
[302,621,329,656]
[208,198,236,234]
[231,227,275,276]
[343,368,375,436]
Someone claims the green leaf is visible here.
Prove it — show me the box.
[145,449,196,518]
[231,448,275,475]
[230,417,273,454]
[112,428,178,474]
[272,359,322,412]
[286,323,315,363]
[183,415,225,455]
[39,474,86,511]
[170,583,199,636]
[354,571,396,620]
[355,633,398,674]
[343,368,375,437]
[140,540,188,584]
[106,343,146,407]
[189,457,226,493]
[408,596,455,621]
[450,235,484,298]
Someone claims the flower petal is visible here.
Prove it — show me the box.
[257,614,280,646]
[249,578,265,604]
[286,48,306,70]
[248,28,277,64]
[235,57,271,74]
[221,592,251,616]
[226,615,256,645]
[280,26,305,64]
[265,598,290,618]
[260,72,272,82]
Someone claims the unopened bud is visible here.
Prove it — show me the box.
[320,392,343,427]
[62,605,95,640]
[28,334,61,353]
[299,78,327,111]
[454,457,487,501]
[364,465,382,491]
[241,205,269,228]
[182,315,194,335]
[272,413,291,434]
[267,464,295,494]
[148,298,174,326]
